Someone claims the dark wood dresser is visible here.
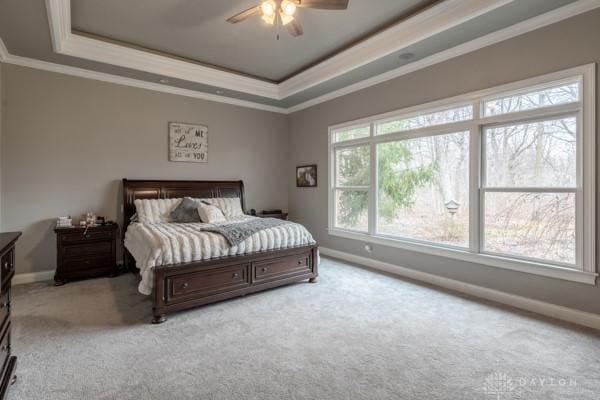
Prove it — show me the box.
[0,232,20,399]
[54,224,118,285]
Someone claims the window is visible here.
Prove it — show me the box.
[329,65,596,283]
[376,105,473,135]
[377,131,470,248]
[332,125,370,143]
[333,144,370,232]
[483,80,579,116]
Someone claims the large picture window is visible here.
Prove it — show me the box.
[377,131,470,248]
[328,65,596,283]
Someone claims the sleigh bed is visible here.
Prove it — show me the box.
[122,179,319,323]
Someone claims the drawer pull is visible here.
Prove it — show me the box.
[232,273,239,278]
[84,260,90,265]
[261,267,268,272]
[1,345,7,351]
[0,302,8,309]
[297,260,302,265]
[181,282,189,289]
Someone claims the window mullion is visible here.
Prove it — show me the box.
[470,100,481,253]
[368,122,377,236]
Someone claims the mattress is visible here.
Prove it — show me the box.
[124,216,316,295]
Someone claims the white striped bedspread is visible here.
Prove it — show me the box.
[124,216,316,295]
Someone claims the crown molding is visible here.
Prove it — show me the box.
[45,0,516,100]
[45,0,280,99]
[279,0,513,98]
[0,38,8,62]
[286,0,600,113]
[3,0,598,114]
[0,47,287,114]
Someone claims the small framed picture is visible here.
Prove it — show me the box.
[296,164,317,187]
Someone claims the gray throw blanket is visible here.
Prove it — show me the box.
[201,218,291,247]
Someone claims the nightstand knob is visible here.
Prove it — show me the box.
[1,345,7,351]
[261,267,267,272]
[0,302,7,309]
[181,282,189,289]
[232,273,239,278]
[84,260,90,265]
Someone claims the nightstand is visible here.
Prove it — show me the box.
[256,212,289,220]
[54,223,118,285]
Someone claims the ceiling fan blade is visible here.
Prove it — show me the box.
[226,5,261,24]
[286,19,304,37]
[297,0,349,10]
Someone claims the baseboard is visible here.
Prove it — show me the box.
[320,247,600,330]
[12,270,55,285]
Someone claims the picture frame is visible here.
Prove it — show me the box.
[168,122,208,163]
[296,164,317,187]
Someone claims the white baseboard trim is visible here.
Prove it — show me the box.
[319,247,600,330]
[13,270,55,285]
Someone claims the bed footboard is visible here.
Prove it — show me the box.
[151,244,318,323]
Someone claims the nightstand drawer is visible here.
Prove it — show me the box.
[62,242,112,257]
[62,255,113,272]
[61,230,113,243]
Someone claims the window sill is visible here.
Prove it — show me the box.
[327,228,598,285]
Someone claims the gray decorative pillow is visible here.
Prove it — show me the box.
[169,197,201,223]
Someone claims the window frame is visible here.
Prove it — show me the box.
[332,142,371,232]
[328,64,596,285]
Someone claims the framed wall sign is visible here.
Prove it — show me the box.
[168,122,208,163]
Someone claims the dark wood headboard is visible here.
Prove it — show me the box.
[122,179,246,232]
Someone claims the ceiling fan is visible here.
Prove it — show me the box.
[226,0,349,38]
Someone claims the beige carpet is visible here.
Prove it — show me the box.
[10,257,600,399]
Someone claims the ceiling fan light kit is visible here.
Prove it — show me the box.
[227,0,349,38]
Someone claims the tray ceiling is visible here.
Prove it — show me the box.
[71,0,437,82]
[0,0,592,112]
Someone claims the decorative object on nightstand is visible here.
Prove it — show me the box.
[256,210,289,220]
[0,232,21,398]
[54,223,118,286]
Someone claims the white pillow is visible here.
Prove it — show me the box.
[134,198,182,223]
[196,197,244,219]
[197,204,227,223]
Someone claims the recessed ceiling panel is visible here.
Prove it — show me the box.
[70,0,436,82]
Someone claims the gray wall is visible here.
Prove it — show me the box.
[0,64,289,275]
[288,9,600,314]
[0,61,3,229]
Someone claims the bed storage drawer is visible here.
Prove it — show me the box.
[167,263,251,301]
[252,252,312,283]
